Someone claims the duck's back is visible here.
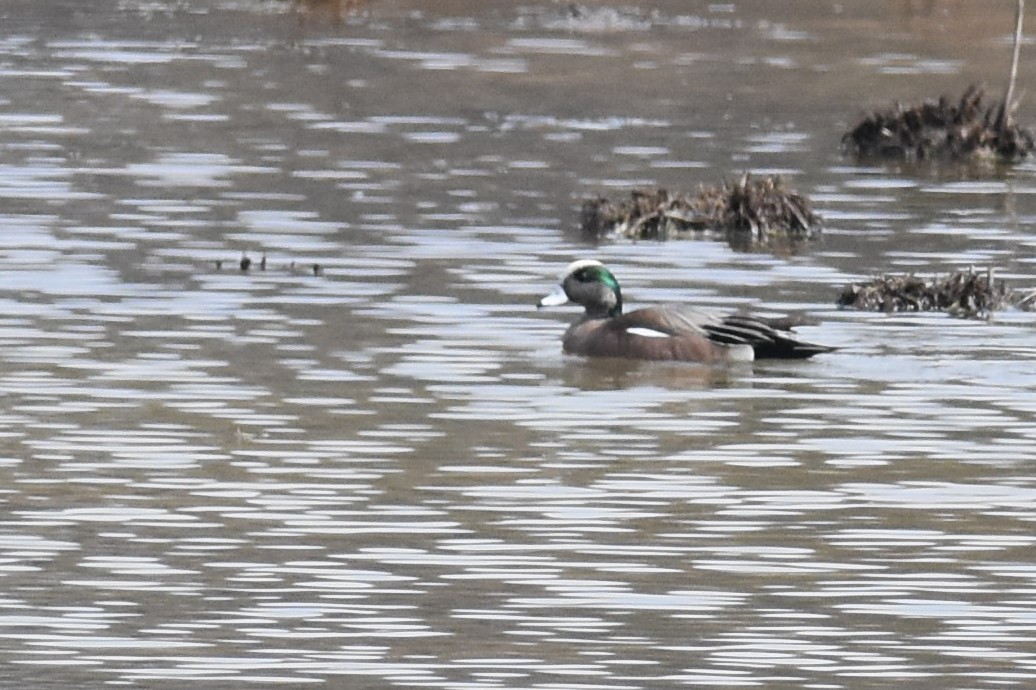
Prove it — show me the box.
[562,304,831,362]
[562,305,740,362]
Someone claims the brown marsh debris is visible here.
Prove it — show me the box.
[836,267,1036,317]
[580,174,821,247]
[842,86,1035,163]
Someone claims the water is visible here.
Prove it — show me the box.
[2,0,1036,687]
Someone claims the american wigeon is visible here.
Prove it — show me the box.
[538,259,834,362]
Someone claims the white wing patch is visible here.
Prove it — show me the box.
[626,326,671,339]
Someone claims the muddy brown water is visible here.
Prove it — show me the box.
[2,0,1036,688]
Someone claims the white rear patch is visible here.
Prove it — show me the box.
[627,326,671,339]
[727,344,755,362]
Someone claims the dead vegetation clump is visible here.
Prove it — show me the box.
[580,174,821,247]
[835,267,1033,317]
[842,86,1035,163]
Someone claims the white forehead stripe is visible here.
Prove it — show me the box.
[560,258,604,280]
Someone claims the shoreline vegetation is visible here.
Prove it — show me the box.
[837,267,1036,317]
[580,175,821,248]
[842,86,1035,163]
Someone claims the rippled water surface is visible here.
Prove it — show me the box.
[3,0,1036,687]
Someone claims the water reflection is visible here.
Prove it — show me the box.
[1,0,1036,688]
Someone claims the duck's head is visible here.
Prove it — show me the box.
[538,259,623,318]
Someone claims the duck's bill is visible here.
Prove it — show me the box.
[537,285,569,308]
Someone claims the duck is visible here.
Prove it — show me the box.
[537,259,834,362]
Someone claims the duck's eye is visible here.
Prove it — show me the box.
[574,269,590,281]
